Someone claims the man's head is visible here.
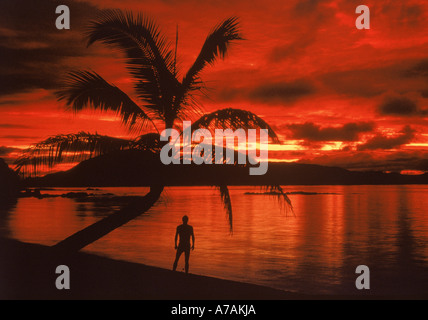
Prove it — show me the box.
[182,215,189,224]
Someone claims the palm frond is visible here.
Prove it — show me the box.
[218,185,233,232]
[262,185,294,216]
[86,9,174,68]
[191,108,281,143]
[14,132,132,177]
[56,71,156,132]
[182,17,243,93]
[174,17,242,116]
[131,133,162,153]
[218,185,293,233]
[85,9,180,121]
[174,95,204,123]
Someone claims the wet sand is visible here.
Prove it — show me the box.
[0,237,299,300]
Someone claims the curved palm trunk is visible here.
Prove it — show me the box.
[52,185,164,253]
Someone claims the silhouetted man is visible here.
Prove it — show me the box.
[173,215,195,274]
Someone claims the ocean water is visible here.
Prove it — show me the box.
[1,185,428,296]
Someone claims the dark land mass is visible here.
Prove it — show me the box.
[21,150,428,188]
[0,158,20,197]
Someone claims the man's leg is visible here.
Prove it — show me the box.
[173,248,183,271]
[184,248,190,274]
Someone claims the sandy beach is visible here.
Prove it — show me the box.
[0,237,300,300]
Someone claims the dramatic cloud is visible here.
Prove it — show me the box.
[0,146,20,156]
[357,125,416,151]
[267,0,332,63]
[216,79,315,104]
[322,71,383,98]
[0,0,100,96]
[248,80,315,103]
[406,59,428,77]
[378,96,426,116]
[1,0,428,173]
[286,122,375,142]
[404,59,428,97]
[0,145,22,164]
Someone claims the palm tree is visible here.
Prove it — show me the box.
[15,10,291,253]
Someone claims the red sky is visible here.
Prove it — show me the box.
[1,0,428,174]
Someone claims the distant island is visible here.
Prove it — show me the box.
[21,149,428,187]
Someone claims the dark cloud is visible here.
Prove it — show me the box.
[413,158,428,171]
[268,34,316,63]
[405,59,428,98]
[268,0,331,63]
[0,123,32,129]
[403,4,424,24]
[357,125,416,151]
[406,59,428,77]
[0,135,38,141]
[248,80,315,103]
[0,146,13,156]
[286,121,375,142]
[0,145,20,156]
[321,68,388,98]
[214,79,315,104]
[318,59,428,99]
[293,0,327,15]
[0,0,100,96]
[381,2,425,28]
[0,146,22,165]
[378,96,426,116]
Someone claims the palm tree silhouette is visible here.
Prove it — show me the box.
[15,10,291,253]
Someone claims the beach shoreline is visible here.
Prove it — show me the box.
[2,238,425,300]
[0,237,302,300]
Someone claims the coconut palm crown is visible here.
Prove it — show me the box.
[14,10,291,250]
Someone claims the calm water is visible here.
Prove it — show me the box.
[1,185,428,296]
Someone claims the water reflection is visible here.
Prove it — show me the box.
[0,198,17,238]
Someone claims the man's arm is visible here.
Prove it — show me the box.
[191,227,195,250]
[174,228,178,249]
